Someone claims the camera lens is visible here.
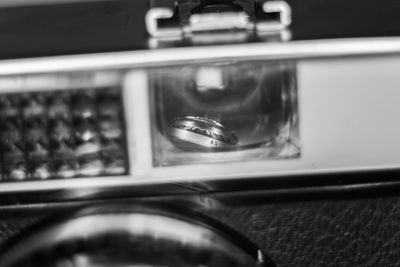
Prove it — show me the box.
[0,205,274,267]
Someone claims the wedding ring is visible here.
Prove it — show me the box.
[168,116,238,150]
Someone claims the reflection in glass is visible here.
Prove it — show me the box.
[150,61,300,166]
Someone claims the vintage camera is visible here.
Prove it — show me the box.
[0,0,400,266]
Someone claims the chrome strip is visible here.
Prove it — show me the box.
[1,165,400,194]
[126,70,154,176]
[0,37,399,75]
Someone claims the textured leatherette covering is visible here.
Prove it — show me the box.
[0,197,399,267]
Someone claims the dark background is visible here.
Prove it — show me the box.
[0,0,399,59]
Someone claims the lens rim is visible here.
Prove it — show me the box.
[0,203,275,267]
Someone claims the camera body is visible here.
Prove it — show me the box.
[0,0,400,266]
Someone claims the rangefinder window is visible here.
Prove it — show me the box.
[150,61,300,166]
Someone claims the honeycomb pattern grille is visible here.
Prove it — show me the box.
[0,87,128,181]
